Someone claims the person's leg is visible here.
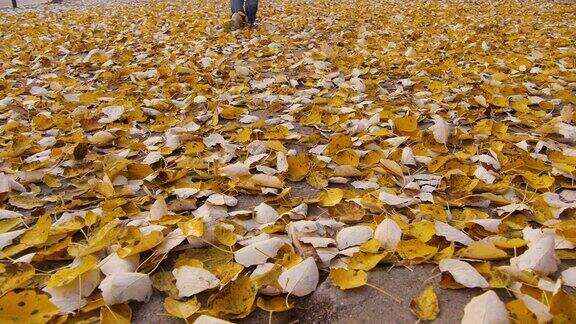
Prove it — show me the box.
[244,0,258,25]
[231,0,245,14]
[230,0,246,29]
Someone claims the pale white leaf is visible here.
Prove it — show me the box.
[99,272,152,305]
[0,209,23,219]
[207,193,238,207]
[99,253,139,276]
[220,162,250,178]
[439,259,489,288]
[461,290,509,324]
[429,115,451,144]
[473,165,496,184]
[374,218,401,249]
[561,267,576,288]
[435,221,474,246]
[278,257,319,297]
[98,106,124,124]
[193,315,233,324]
[335,225,373,250]
[149,196,169,220]
[234,237,285,266]
[514,235,559,275]
[173,266,220,297]
[0,229,26,250]
[254,202,279,224]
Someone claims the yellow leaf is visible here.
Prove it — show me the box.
[163,297,201,319]
[220,107,246,119]
[394,115,419,134]
[116,230,164,258]
[287,152,310,181]
[458,242,508,260]
[263,125,289,139]
[488,95,509,107]
[0,290,58,323]
[151,272,179,298]
[360,239,382,253]
[20,214,51,246]
[348,252,386,271]
[434,243,455,261]
[396,239,438,261]
[213,262,244,287]
[68,220,122,257]
[208,275,258,319]
[8,195,43,210]
[127,163,154,179]
[0,263,35,294]
[410,286,439,321]
[49,217,85,235]
[45,255,98,287]
[507,299,538,324]
[331,149,360,166]
[306,172,328,189]
[0,218,22,234]
[101,304,132,324]
[519,171,555,190]
[256,296,293,312]
[408,220,436,243]
[326,134,353,155]
[214,223,238,247]
[330,268,367,290]
[178,218,204,237]
[329,201,365,223]
[550,290,576,322]
[318,188,344,207]
[418,204,448,222]
[184,141,206,155]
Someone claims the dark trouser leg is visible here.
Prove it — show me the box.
[231,0,245,14]
[245,0,258,24]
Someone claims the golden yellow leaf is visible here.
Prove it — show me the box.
[101,304,132,324]
[116,230,164,257]
[20,214,51,246]
[348,252,386,271]
[256,296,293,312]
[213,262,244,287]
[45,255,98,288]
[410,286,439,321]
[330,268,367,290]
[286,152,310,181]
[151,272,179,298]
[507,299,538,324]
[318,188,344,207]
[458,242,508,260]
[0,290,58,323]
[68,220,122,257]
[214,223,238,247]
[207,275,258,319]
[331,149,360,166]
[163,297,201,319]
[396,240,438,261]
[0,263,35,294]
[326,134,353,155]
[329,201,365,223]
[394,115,419,134]
[178,218,204,237]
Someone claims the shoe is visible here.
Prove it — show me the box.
[231,12,245,30]
[230,11,246,30]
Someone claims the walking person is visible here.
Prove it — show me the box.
[231,0,259,29]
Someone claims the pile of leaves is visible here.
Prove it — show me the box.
[1,0,576,322]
